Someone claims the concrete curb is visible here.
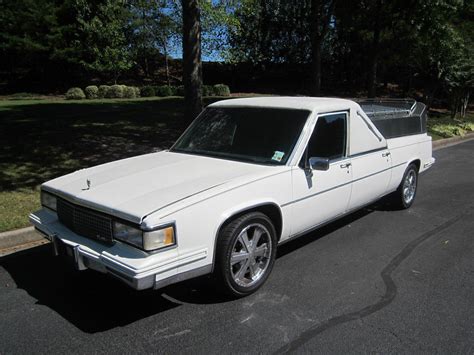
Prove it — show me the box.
[0,226,44,251]
[432,132,474,151]
[1,133,473,255]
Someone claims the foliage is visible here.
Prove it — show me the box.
[155,85,173,97]
[84,85,99,99]
[98,85,111,98]
[176,85,185,96]
[65,87,86,100]
[74,1,133,83]
[141,86,155,97]
[0,0,472,111]
[228,0,312,64]
[128,0,180,80]
[203,85,215,96]
[109,84,124,98]
[133,86,141,97]
[428,112,474,139]
[213,84,231,96]
[123,86,137,98]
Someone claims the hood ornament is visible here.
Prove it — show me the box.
[82,179,91,191]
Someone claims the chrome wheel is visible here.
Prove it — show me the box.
[230,223,272,287]
[403,169,417,204]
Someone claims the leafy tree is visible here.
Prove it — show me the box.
[0,0,58,83]
[443,1,473,117]
[74,0,132,83]
[128,0,180,83]
[228,0,312,65]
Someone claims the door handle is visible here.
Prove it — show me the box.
[340,162,352,169]
[382,152,391,157]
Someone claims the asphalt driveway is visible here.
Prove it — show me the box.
[0,140,473,354]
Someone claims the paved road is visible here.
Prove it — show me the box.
[1,141,473,354]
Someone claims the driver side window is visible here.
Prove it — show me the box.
[307,112,348,160]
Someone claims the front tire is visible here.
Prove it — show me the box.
[391,163,418,209]
[215,212,277,297]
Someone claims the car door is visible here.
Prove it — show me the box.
[348,149,392,209]
[288,112,353,236]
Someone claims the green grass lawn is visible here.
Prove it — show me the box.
[0,96,472,233]
[0,96,229,232]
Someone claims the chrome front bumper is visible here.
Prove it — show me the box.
[30,208,211,290]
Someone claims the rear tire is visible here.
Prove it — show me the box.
[214,212,277,298]
[391,163,418,209]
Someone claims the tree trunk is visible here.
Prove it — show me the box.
[182,0,203,122]
[461,91,470,118]
[164,42,170,87]
[310,0,336,96]
[367,0,382,98]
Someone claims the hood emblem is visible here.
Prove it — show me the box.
[82,179,91,191]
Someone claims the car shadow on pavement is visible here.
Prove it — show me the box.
[0,245,181,333]
[163,207,375,304]
[0,206,375,333]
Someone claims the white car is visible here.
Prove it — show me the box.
[30,97,435,297]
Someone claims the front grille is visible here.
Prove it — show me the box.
[57,198,114,244]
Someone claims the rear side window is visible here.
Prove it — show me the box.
[307,112,347,160]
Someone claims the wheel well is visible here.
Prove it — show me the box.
[410,159,421,172]
[218,204,283,242]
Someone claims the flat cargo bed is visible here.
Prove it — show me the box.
[357,99,427,139]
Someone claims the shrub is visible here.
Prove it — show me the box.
[167,85,178,96]
[133,86,141,97]
[123,86,137,99]
[203,85,215,97]
[98,85,111,98]
[155,85,173,97]
[213,84,231,96]
[65,87,85,100]
[9,92,38,100]
[84,85,99,99]
[141,85,155,97]
[108,84,124,98]
[176,85,185,96]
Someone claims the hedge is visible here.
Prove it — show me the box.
[66,83,231,100]
[155,85,173,97]
[98,85,111,98]
[108,84,124,98]
[123,86,137,98]
[65,87,85,100]
[141,86,155,97]
[213,84,231,96]
[84,85,99,99]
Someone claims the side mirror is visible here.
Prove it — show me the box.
[308,157,330,171]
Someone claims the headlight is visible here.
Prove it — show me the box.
[113,222,176,252]
[41,191,57,211]
[113,221,143,249]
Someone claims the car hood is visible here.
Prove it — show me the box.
[42,151,281,224]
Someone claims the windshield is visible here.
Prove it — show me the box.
[171,107,310,165]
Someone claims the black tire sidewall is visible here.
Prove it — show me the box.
[399,164,418,209]
[217,212,277,297]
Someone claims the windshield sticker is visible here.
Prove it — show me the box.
[272,151,285,162]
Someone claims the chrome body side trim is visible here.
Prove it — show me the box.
[281,161,407,207]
